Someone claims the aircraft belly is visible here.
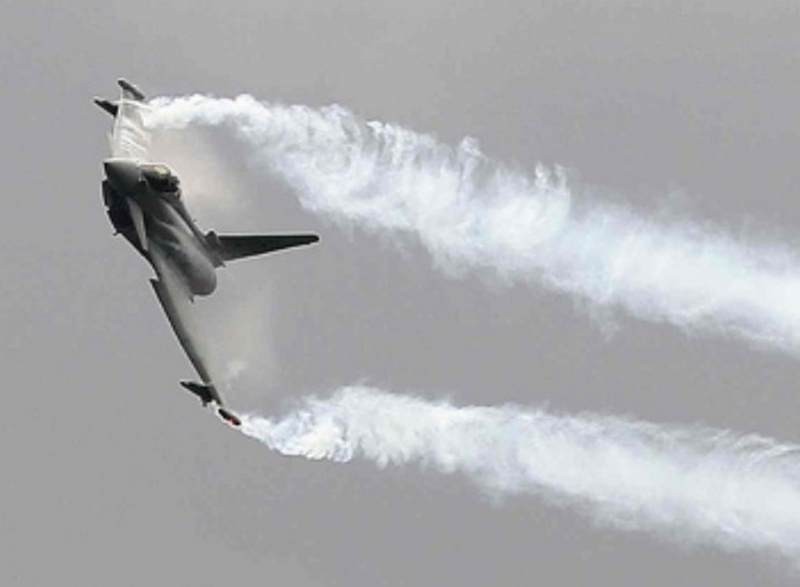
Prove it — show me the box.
[151,233,217,296]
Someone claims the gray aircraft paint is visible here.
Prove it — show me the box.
[97,81,319,407]
[4,2,800,585]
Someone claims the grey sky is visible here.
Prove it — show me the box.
[3,1,800,584]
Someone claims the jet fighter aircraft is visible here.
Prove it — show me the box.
[97,79,319,426]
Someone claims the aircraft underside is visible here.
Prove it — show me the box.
[97,78,319,418]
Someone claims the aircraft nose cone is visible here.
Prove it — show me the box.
[103,158,141,193]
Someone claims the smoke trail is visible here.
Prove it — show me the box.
[143,95,800,563]
[146,95,800,353]
[240,386,800,561]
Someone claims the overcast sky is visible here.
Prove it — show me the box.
[3,1,800,584]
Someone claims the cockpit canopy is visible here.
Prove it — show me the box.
[141,163,180,192]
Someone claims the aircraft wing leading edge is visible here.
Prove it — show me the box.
[209,233,320,262]
[148,247,224,406]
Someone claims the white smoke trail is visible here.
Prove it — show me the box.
[240,386,800,561]
[146,95,800,353]
[143,95,800,563]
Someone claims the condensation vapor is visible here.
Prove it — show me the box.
[112,98,151,161]
[146,95,800,354]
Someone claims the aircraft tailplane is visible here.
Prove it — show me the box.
[207,232,319,262]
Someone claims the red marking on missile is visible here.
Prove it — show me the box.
[218,408,242,427]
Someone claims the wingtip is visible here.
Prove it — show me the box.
[218,408,242,427]
[117,78,146,100]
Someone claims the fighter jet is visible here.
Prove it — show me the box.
[97,79,319,426]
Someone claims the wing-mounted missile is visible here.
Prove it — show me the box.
[180,381,241,426]
[217,408,242,427]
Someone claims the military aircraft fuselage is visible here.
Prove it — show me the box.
[103,158,220,296]
[97,78,319,411]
